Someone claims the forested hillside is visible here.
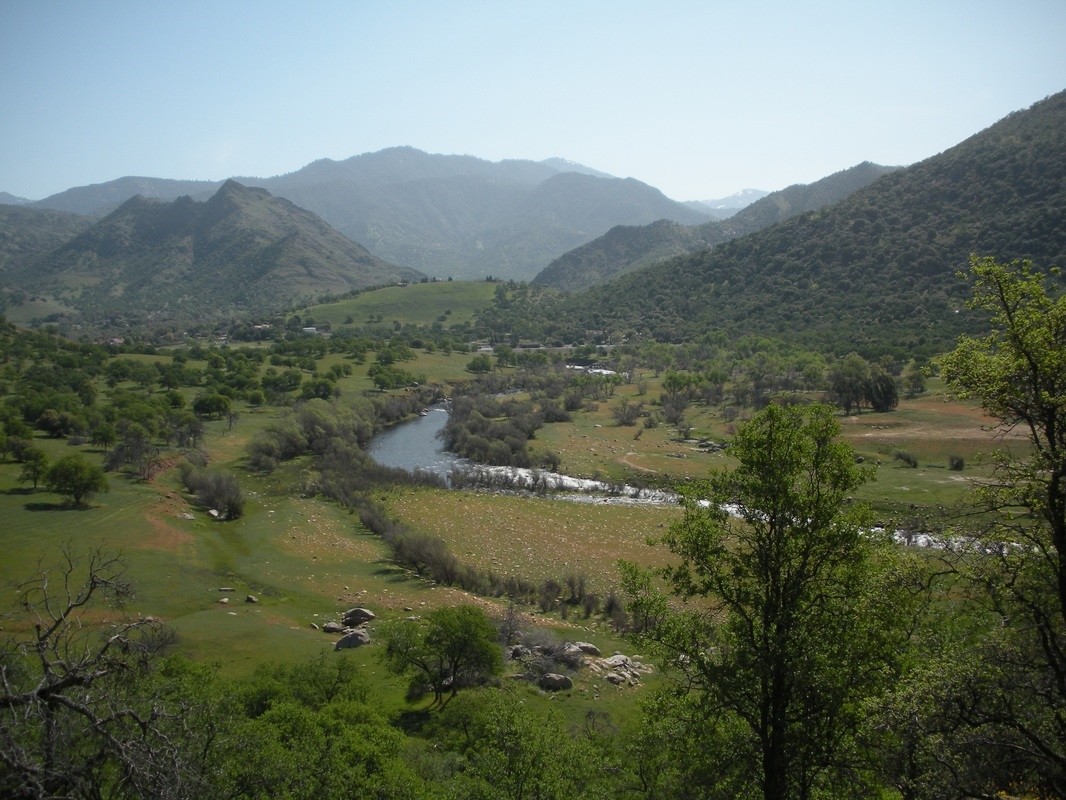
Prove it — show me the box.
[488,92,1065,357]
[0,205,92,274]
[532,162,898,292]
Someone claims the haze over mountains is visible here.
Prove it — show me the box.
[684,188,770,219]
[23,148,711,282]
[0,90,1062,344]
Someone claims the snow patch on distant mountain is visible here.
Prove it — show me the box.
[700,188,770,209]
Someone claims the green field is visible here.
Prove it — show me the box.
[303,280,497,328]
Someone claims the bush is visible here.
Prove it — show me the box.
[180,463,244,520]
[893,450,919,468]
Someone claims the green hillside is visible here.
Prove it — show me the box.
[488,91,1066,357]
[4,181,422,325]
[532,162,898,292]
[303,280,497,328]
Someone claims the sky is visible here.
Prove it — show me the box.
[1,1,1063,203]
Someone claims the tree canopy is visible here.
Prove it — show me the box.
[44,453,108,505]
[625,403,919,799]
[936,255,1066,795]
[379,605,502,707]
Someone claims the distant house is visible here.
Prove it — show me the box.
[302,326,318,335]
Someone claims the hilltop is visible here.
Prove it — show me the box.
[3,180,421,324]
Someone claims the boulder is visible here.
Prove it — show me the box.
[539,673,573,691]
[335,629,371,650]
[342,607,376,627]
[601,654,633,670]
[593,653,653,686]
[575,641,601,656]
[509,644,531,660]
[245,595,258,604]
[322,621,346,634]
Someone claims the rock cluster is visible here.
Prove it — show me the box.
[510,637,651,691]
[318,607,376,651]
[587,653,653,686]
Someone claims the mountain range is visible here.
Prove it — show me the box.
[2,90,1062,347]
[532,162,898,292]
[490,90,1065,358]
[24,148,711,281]
[3,180,420,322]
[684,188,770,218]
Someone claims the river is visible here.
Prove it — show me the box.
[365,405,678,505]
[364,406,467,481]
[365,408,969,547]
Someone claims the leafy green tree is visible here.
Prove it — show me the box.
[17,446,48,489]
[367,363,421,390]
[493,344,517,367]
[430,688,605,799]
[90,420,117,451]
[45,453,108,505]
[935,256,1066,795]
[379,605,502,707]
[466,354,493,374]
[625,404,917,800]
[300,376,340,400]
[827,352,869,414]
[192,392,231,419]
[865,364,899,412]
[218,657,427,799]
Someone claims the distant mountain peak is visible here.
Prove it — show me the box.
[700,188,770,210]
[27,146,711,280]
[539,157,616,180]
[5,182,423,323]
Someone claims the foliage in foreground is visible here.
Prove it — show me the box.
[624,403,924,800]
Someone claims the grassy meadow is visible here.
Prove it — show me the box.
[304,280,497,329]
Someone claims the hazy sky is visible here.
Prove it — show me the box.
[2,1,1063,202]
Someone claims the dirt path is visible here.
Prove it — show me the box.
[619,452,656,473]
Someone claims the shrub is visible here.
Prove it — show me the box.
[893,450,918,468]
[949,454,965,471]
[180,463,244,520]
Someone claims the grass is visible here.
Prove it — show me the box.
[303,281,497,329]
[526,375,1010,527]
[386,486,682,595]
